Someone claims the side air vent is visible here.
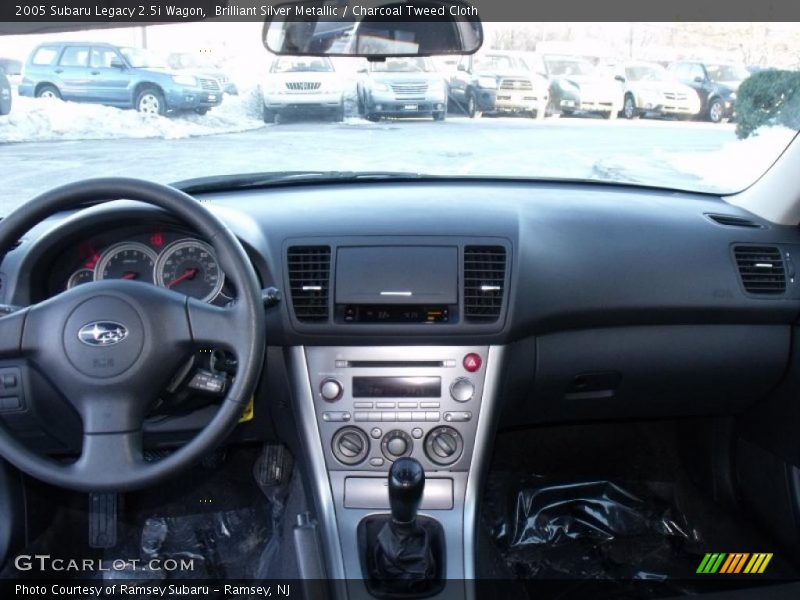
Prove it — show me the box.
[287,246,331,322]
[734,245,786,295]
[464,245,507,321]
[707,214,763,228]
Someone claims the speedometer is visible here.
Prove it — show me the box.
[95,242,157,283]
[155,239,224,303]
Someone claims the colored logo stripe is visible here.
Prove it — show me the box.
[697,553,773,574]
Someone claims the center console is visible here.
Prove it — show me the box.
[288,344,505,595]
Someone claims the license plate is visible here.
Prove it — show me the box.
[497,95,511,100]
[207,94,217,102]
[403,104,418,111]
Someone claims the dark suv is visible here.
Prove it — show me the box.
[18,42,223,115]
[668,61,750,123]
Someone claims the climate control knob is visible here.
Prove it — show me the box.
[320,378,343,402]
[331,426,369,465]
[381,430,413,461]
[425,426,464,466]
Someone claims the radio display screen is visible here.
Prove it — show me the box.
[352,376,441,398]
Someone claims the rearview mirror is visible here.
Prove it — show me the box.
[263,0,483,57]
[614,74,625,82]
[109,58,126,69]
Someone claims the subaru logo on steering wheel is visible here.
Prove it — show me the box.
[78,321,129,346]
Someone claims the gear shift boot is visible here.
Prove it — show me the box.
[358,514,445,598]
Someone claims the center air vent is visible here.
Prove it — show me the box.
[287,246,331,322]
[734,245,786,295]
[464,245,507,321]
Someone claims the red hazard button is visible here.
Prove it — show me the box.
[463,353,482,373]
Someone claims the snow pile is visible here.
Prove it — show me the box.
[592,125,798,193]
[0,86,266,143]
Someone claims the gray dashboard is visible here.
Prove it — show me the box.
[2,179,799,426]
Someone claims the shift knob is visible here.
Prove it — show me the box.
[388,456,425,524]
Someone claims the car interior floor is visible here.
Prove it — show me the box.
[478,419,800,598]
[3,444,303,580]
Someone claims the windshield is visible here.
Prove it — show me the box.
[625,65,669,82]
[0,21,799,215]
[119,47,167,69]
[705,63,750,82]
[369,57,433,73]
[545,58,595,76]
[272,57,333,73]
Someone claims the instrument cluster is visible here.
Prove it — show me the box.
[53,227,234,305]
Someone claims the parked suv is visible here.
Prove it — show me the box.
[357,57,447,121]
[668,61,749,123]
[18,42,223,115]
[448,51,549,118]
[0,70,10,116]
[261,56,344,123]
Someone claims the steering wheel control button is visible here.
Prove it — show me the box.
[188,369,226,394]
[425,426,464,466]
[331,426,369,466]
[450,377,475,403]
[320,378,343,402]
[411,427,424,439]
[63,297,144,378]
[370,427,383,438]
[381,430,413,461]
[463,353,482,372]
[322,411,351,422]
[444,411,472,423]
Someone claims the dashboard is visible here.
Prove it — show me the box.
[42,224,235,306]
[3,180,800,448]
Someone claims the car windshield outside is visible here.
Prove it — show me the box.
[1,21,799,215]
[369,57,433,73]
[705,63,751,82]
[119,47,167,69]
[272,57,334,73]
[625,64,670,82]
[545,57,596,76]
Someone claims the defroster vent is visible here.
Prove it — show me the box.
[464,246,507,321]
[287,246,331,321]
[734,245,786,295]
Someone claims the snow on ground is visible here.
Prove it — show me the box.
[592,126,798,193]
[0,86,266,143]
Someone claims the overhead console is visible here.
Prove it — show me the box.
[283,237,511,334]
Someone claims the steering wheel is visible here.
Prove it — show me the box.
[0,178,266,491]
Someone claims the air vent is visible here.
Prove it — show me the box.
[707,214,762,228]
[287,246,331,322]
[464,245,507,321]
[734,246,786,295]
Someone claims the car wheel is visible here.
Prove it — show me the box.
[263,105,276,124]
[194,108,209,116]
[366,113,381,122]
[334,103,345,122]
[357,95,365,117]
[136,87,166,116]
[708,98,724,123]
[603,109,617,120]
[623,94,638,120]
[36,84,61,100]
[433,111,446,121]
[466,92,481,118]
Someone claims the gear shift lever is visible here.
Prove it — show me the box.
[388,457,425,525]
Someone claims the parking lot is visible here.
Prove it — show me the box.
[3,113,779,215]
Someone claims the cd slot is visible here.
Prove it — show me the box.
[345,360,447,368]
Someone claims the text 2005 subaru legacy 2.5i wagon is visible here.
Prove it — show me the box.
[18,41,223,115]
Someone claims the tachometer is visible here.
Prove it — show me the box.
[67,268,94,289]
[155,239,224,302]
[95,242,157,283]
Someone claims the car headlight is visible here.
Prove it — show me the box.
[371,82,389,92]
[477,76,497,89]
[172,74,198,87]
[729,92,736,100]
